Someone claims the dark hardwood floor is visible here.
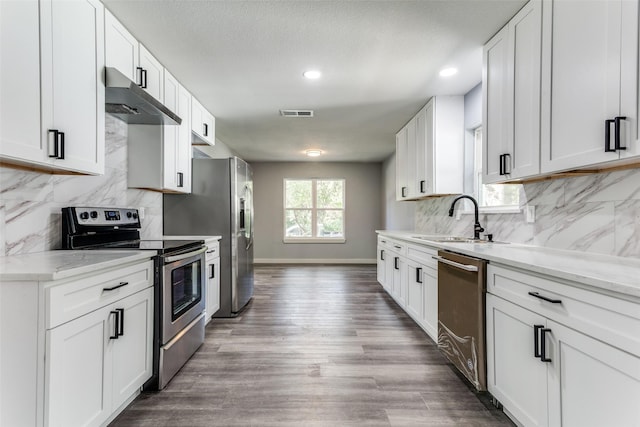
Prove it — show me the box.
[111,264,513,426]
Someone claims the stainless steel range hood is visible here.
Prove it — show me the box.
[105,67,181,125]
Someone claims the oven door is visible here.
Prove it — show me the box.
[161,246,206,344]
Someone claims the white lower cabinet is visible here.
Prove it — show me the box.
[376,235,438,342]
[205,240,221,323]
[486,264,640,427]
[0,259,154,427]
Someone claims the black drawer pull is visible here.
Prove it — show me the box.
[528,291,561,304]
[110,310,119,340]
[394,257,399,270]
[103,281,129,292]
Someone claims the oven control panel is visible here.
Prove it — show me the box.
[72,207,140,227]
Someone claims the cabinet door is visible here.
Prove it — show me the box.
[376,247,386,287]
[383,252,394,294]
[40,0,105,175]
[395,127,409,200]
[421,264,438,342]
[483,25,510,184]
[191,97,215,145]
[415,104,431,195]
[163,70,180,191]
[406,261,424,324]
[139,44,164,102]
[0,0,45,166]
[540,0,636,172]
[176,83,193,193]
[46,306,113,427]
[206,256,221,320]
[391,255,407,307]
[405,117,417,198]
[105,9,139,84]
[546,320,640,427]
[486,294,549,427]
[111,288,154,410]
[508,0,542,179]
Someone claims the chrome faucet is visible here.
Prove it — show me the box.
[448,195,485,240]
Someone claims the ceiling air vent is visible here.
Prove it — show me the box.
[280,109,314,117]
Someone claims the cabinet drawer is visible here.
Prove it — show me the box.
[379,237,406,256]
[46,260,154,329]
[205,240,219,259]
[487,264,640,356]
[406,243,437,268]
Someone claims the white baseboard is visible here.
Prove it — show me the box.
[254,258,376,265]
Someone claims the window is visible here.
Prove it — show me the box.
[284,179,345,242]
[473,126,521,209]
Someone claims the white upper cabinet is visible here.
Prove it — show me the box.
[0,0,43,166]
[396,96,464,200]
[1,0,105,175]
[191,97,216,146]
[483,0,542,184]
[139,44,164,102]
[540,0,639,173]
[105,9,139,83]
[176,83,193,192]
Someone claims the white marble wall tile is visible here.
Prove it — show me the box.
[614,199,640,259]
[564,169,640,204]
[52,167,127,206]
[126,188,162,210]
[105,115,128,171]
[484,213,535,245]
[521,179,565,208]
[533,202,615,254]
[0,168,54,202]
[4,200,51,255]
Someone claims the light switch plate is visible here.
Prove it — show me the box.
[525,205,535,223]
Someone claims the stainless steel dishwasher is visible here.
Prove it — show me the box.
[434,249,488,391]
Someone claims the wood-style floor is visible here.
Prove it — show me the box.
[111,264,514,426]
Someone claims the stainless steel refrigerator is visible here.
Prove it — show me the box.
[163,157,254,317]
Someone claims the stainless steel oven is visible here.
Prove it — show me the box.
[157,246,206,389]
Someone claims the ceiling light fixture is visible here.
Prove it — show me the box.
[439,67,458,77]
[305,149,322,157]
[303,70,322,79]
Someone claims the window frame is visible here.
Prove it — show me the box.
[283,178,346,244]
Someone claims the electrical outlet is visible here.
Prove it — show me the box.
[525,205,535,223]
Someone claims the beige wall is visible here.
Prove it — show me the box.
[252,162,382,263]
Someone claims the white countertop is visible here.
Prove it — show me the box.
[377,230,640,300]
[0,250,153,282]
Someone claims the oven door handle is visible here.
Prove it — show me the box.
[432,255,479,272]
[162,246,207,263]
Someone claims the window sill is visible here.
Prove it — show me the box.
[459,206,522,215]
[283,238,346,244]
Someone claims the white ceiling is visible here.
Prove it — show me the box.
[102,0,526,162]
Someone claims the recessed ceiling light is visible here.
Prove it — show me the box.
[305,149,322,157]
[439,67,458,77]
[303,70,322,79]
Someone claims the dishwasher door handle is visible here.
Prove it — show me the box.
[432,255,478,272]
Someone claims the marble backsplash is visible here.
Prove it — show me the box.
[415,168,640,259]
[0,115,163,256]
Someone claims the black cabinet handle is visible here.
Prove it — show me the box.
[48,130,64,159]
[416,267,423,284]
[210,263,215,279]
[528,291,562,304]
[420,180,426,193]
[499,154,505,175]
[116,308,124,336]
[136,67,144,87]
[141,68,148,89]
[533,324,543,358]
[401,187,407,197]
[103,281,129,292]
[393,245,402,249]
[394,257,399,270]
[605,119,616,152]
[177,172,184,188]
[203,123,208,137]
[110,310,120,340]
[499,154,511,175]
[615,116,627,151]
[540,328,552,362]
[380,249,385,261]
